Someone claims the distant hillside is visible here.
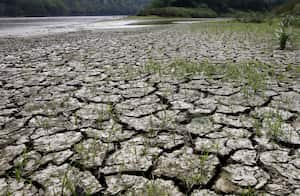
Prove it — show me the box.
[273,0,300,15]
[0,0,151,17]
[139,0,288,17]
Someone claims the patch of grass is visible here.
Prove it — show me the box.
[189,20,276,35]
[184,149,210,189]
[188,19,300,49]
[143,59,218,78]
[235,11,266,23]
[142,59,273,97]
[61,168,76,196]
[264,111,285,141]
[275,15,294,50]
[128,181,170,196]
[224,62,270,96]
[241,187,256,196]
[14,149,29,182]
[139,7,217,18]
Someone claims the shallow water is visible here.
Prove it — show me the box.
[0,16,230,38]
[0,16,146,38]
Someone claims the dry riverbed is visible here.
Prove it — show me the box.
[0,21,299,195]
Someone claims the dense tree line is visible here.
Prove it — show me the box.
[0,0,150,16]
[147,0,287,12]
[274,0,300,14]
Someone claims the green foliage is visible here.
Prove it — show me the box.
[128,181,170,196]
[235,12,266,23]
[294,3,300,15]
[139,59,278,98]
[0,0,151,16]
[273,0,300,15]
[265,113,284,140]
[275,15,294,50]
[140,0,288,17]
[139,6,217,18]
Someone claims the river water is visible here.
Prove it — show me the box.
[0,16,231,38]
[0,16,148,38]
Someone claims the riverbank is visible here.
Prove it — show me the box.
[0,21,299,195]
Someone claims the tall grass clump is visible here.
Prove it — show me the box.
[275,15,294,50]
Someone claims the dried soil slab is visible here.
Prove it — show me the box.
[191,189,220,196]
[120,86,156,99]
[212,113,254,128]
[33,131,82,153]
[102,137,162,174]
[29,116,76,139]
[116,95,160,112]
[217,104,250,114]
[186,116,222,136]
[206,127,251,139]
[231,150,257,166]
[122,103,167,118]
[206,84,240,96]
[20,97,81,117]
[262,119,300,145]
[271,91,300,112]
[14,151,42,175]
[0,144,26,175]
[41,149,73,165]
[153,147,219,186]
[119,115,163,131]
[260,150,300,186]
[189,97,217,115]
[105,175,183,195]
[216,92,269,107]
[76,103,112,121]
[223,164,270,189]
[195,137,253,156]
[75,86,121,103]
[120,110,185,131]
[0,178,38,196]
[166,89,205,102]
[81,120,135,142]
[252,107,295,121]
[71,138,114,168]
[31,164,102,196]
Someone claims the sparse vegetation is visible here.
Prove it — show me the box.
[275,15,294,50]
[128,181,170,196]
[139,6,217,18]
[265,113,285,141]
[139,60,275,97]
[235,12,266,23]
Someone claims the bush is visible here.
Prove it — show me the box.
[293,3,300,15]
[139,7,218,18]
[275,16,294,50]
[235,12,266,23]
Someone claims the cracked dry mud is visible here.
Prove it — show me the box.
[0,23,299,196]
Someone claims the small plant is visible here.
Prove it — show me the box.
[241,187,256,196]
[253,118,263,137]
[128,181,169,196]
[275,15,294,50]
[61,171,75,196]
[184,149,210,189]
[15,166,23,182]
[14,149,29,182]
[264,112,284,141]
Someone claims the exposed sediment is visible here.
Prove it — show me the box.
[0,24,299,195]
